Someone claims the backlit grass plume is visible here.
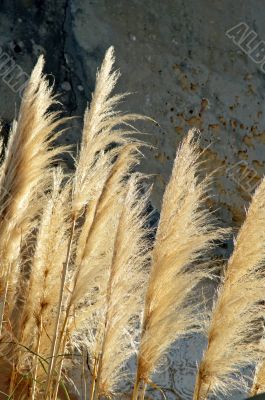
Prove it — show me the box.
[93,175,151,399]
[67,147,146,400]
[193,176,265,400]
[44,46,147,398]
[71,46,144,218]
[0,47,230,400]
[17,169,70,398]
[132,130,226,399]
[0,57,68,397]
[0,55,67,329]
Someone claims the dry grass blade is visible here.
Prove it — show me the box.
[133,129,226,397]
[194,175,265,400]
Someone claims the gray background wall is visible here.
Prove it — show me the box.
[2,0,265,227]
[0,1,264,398]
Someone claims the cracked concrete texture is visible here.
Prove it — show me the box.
[0,1,264,397]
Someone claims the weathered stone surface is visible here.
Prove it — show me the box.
[0,0,264,398]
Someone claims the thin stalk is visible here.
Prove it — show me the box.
[132,303,150,400]
[7,373,30,400]
[0,262,11,337]
[93,244,118,400]
[90,356,99,400]
[51,283,81,400]
[93,353,103,400]
[148,380,167,400]
[8,358,17,397]
[44,214,76,400]
[51,196,103,398]
[50,198,100,397]
[30,316,43,400]
[51,332,68,400]
[139,382,146,400]
[7,253,25,395]
[47,267,80,395]
[82,348,87,400]
[131,379,140,400]
[90,356,100,400]
[194,378,211,400]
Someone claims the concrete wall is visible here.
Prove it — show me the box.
[1,1,265,226]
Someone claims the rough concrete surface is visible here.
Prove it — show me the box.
[0,0,264,398]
